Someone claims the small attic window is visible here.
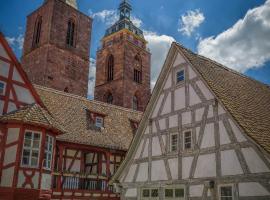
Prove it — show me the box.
[95,116,104,128]
[176,70,185,83]
[86,109,106,131]
[0,81,6,95]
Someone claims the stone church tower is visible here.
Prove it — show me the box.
[21,0,92,97]
[94,0,151,111]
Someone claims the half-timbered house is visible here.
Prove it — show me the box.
[0,32,142,200]
[111,42,270,200]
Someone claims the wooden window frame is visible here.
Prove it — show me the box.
[21,130,42,168]
[170,133,178,152]
[164,185,185,200]
[95,116,104,128]
[176,69,185,84]
[141,188,159,200]
[219,184,234,200]
[183,130,192,150]
[43,134,54,170]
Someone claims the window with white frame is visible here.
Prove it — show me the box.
[184,130,192,150]
[164,186,185,200]
[219,185,233,200]
[141,188,159,200]
[0,81,6,95]
[95,116,104,128]
[170,133,178,152]
[43,135,54,169]
[21,131,41,167]
[176,70,185,83]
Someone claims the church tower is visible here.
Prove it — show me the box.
[21,0,92,97]
[94,0,151,111]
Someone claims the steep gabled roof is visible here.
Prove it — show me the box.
[35,85,143,151]
[110,42,270,183]
[0,103,65,134]
[175,43,270,154]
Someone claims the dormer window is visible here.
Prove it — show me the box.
[95,116,104,128]
[86,109,106,130]
[0,81,6,95]
[176,70,185,83]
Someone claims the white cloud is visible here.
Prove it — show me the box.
[89,9,142,27]
[144,31,175,88]
[178,9,205,36]
[88,58,96,99]
[198,0,270,72]
[6,34,24,50]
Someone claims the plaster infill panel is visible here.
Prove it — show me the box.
[201,123,215,148]
[239,182,270,196]
[163,72,172,90]
[161,92,172,115]
[219,120,231,145]
[151,93,164,118]
[173,53,186,67]
[0,60,10,78]
[221,149,243,176]
[229,119,246,142]
[3,145,17,166]
[14,85,35,104]
[194,153,216,178]
[136,163,148,182]
[151,160,168,181]
[189,84,201,106]
[196,80,214,100]
[241,147,270,173]
[125,188,137,197]
[152,136,162,156]
[124,164,137,183]
[12,67,24,83]
[6,127,20,144]
[0,43,10,59]
[182,156,193,179]
[174,87,185,110]
[168,158,178,179]
[189,185,204,197]
[0,166,14,187]
[169,115,178,128]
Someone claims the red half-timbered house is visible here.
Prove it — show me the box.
[0,32,142,199]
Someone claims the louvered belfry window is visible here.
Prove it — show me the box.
[107,55,114,81]
[134,55,142,83]
[66,19,75,47]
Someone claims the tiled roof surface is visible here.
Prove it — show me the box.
[176,43,270,153]
[35,85,143,151]
[0,104,65,133]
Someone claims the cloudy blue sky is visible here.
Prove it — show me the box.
[0,0,269,98]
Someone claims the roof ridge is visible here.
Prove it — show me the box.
[34,84,143,114]
[174,42,270,89]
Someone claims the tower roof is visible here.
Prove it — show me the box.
[105,0,144,39]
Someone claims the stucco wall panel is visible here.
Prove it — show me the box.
[221,149,243,176]
[173,53,186,66]
[151,160,168,181]
[3,145,17,165]
[6,128,20,144]
[1,167,15,187]
[136,163,148,182]
[161,92,172,115]
[239,182,270,196]
[152,136,162,156]
[189,84,201,106]
[189,185,204,197]
[0,60,10,78]
[194,153,216,178]
[182,156,193,179]
[124,164,137,182]
[201,123,215,148]
[174,87,185,110]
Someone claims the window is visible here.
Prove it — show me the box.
[43,135,53,169]
[109,154,123,176]
[170,133,178,152]
[107,93,113,104]
[132,96,138,110]
[0,81,5,95]
[184,131,192,150]
[66,19,75,47]
[95,116,104,128]
[134,55,142,83]
[107,55,114,81]
[33,16,42,47]
[165,187,185,199]
[219,185,233,200]
[176,70,185,83]
[142,188,159,200]
[21,131,41,167]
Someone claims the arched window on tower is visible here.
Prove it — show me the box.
[32,16,42,48]
[107,55,114,81]
[66,19,76,47]
[132,95,139,111]
[106,92,113,104]
[134,54,142,84]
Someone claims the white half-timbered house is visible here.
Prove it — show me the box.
[111,42,270,200]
